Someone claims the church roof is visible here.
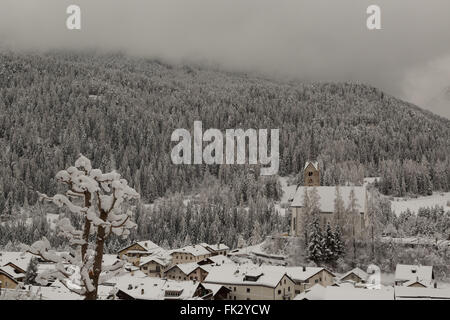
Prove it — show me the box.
[304,161,319,171]
[291,186,366,213]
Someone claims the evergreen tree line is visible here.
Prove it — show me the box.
[0,172,288,251]
[1,51,450,215]
[307,220,345,267]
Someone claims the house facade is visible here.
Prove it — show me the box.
[170,245,213,264]
[286,267,335,294]
[395,264,435,288]
[139,256,171,278]
[165,263,210,282]
[204,265,296,300]
[0,267,19,289]
[118,240,163,266]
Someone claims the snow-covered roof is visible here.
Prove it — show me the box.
[403,279,428,288]
[26,281,82,300]
[139,251,172,267]
[204,264,291,288]
[286,267,334,282]
[171,245,211,257]
[294,284,394,300]
[340,267,368,282]
[167,262,210,276]
[304,161,319,171]
[102,254,121,266]
[0,267,20,283]
[0,265,24,280]
[202,255,234,266]
[201,243,230,252]
[115,275,200,300]
[0,252,33,272]
[118,240,161,253]
[202,283,230,296]
[395,264,433,284]
[394,286,450,300]
[291,186,366,213]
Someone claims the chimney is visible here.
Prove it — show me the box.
[302,266,306,272]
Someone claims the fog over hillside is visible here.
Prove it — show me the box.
[1,0,450,118]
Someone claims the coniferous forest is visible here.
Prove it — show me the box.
[1,50,450,257]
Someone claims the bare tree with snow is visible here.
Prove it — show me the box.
[23,155,139,300]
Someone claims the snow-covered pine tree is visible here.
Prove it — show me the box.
[24,257,39,285]
[333,225,345,262]
[323,223,336,265]
[23,155,139,300]
[307,217,324,265]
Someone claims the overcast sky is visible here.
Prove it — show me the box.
[1,0,449,118]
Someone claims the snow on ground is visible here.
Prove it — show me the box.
[390,192,450,215]
[279,176,297,204]
[274,176,297,217]
[46,213,60,230]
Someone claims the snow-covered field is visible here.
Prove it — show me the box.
[390,192,450,216]
[274,176,297,217]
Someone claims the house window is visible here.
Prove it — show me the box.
[234,287,236,292]
[308,172,313,176]
[284,279,286,284]
[315,279,319,283]
[278,290,281,295]
[246,288,250,293]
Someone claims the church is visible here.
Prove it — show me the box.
[290,161,369,237]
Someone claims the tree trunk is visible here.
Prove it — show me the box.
[81,192,91,261]
[85,209,108,300]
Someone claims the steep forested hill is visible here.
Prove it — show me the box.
[1,50,449,213]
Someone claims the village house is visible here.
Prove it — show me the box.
[202,283,232,300]
[204,264,296,300]
[339,267,369,284]
[199,243,230,256]
[165,263,211,282]
[198,255,233,266]
[0,266,20,289]
[139,254,171,278]
[286,266,335,294]
[290,162,369,237]
[394,286,450,300]
[114,275,205,300]
[395,264,436,288]
[295,283,395,300]
[117,240,164,266]
[170,245,213,264]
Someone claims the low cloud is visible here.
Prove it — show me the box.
[1,0,449,118]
